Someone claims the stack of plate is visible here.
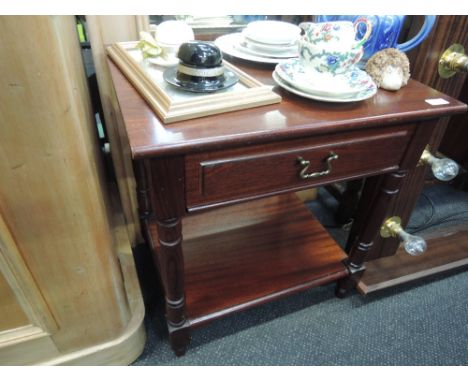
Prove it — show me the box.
[273,58,378,103]
[215,20,301,64]
[186,15,233,27]
[238,21,300,58]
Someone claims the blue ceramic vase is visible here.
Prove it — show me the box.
[315,15,436,61]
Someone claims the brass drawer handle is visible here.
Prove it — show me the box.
[297,152,339,180]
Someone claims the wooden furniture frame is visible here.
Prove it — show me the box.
[0,16,145,365]
[107,42,281,123]
[355,15,468,292]
[86,15,147,247]
[108,57,466,356]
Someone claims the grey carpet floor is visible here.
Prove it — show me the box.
[132,184,468,365]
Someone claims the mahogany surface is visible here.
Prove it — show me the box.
[185,124,413,209]
[345,119,442,260]
[143,156,189,356]
[357,228,468,294]
[367,15,468,261]
[151,194,347,327]
[108,55,467,355]
[109,59,466,159]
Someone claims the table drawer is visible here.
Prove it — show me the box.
[185,125,415,210]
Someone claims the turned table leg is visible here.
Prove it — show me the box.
[137,157,191,356]
[156,217,190,356]
[336,170,407,297]
[336,121,439,297]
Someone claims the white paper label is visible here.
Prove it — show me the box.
[425,98,450,106]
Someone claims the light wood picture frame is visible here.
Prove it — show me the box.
[107,42,281,123]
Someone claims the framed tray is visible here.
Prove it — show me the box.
[107,42,281,124]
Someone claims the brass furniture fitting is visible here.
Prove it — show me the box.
[297,152,339,180]
[380,216,427,256]
[419,147,459,181]
[438,43,468,79]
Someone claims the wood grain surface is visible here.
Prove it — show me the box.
[109,31,468,354]
[0,271,29,332]
[87,16,143,245]
[109,59,466,159]
[360,15,468,261]
[164,194,347,326]
[0,16,144,364]
[358,228,468,294]
[185,124,413,209]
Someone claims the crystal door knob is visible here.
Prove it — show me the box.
[420,148,459,181]
[380,216,427,256]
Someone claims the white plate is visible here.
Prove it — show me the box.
[242,34,299,52]
[236,42,298,59]
[272,70,377,103]
[215,33,296,64]
[275,58,376,98]
[243,20,301,45]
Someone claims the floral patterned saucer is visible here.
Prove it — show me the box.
[275,57,376,98]
[272,70,377,103]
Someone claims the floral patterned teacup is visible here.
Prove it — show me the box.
[299,39,364,75]
[299,19,372,50]
[298,18,371,75]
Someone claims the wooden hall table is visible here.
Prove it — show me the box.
[108,59,466,356]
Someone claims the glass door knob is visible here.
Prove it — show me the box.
[420,149,459,182]
[380,216,427,256]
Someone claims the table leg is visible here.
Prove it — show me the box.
[138,157,191,356]
[336,170,407,298]
[156,217,190,356]
[333,179,364,225]
[336,121,440,297]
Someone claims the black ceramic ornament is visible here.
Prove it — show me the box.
[177,41,223,68]
[163,41,239,93]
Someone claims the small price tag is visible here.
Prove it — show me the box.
[425,98,450,106]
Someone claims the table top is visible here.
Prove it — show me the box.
[108,58,467,160]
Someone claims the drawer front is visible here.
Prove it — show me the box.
[186,125,415,209]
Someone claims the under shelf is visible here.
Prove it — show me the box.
[179,194,348,327]
[357,227,468,294]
